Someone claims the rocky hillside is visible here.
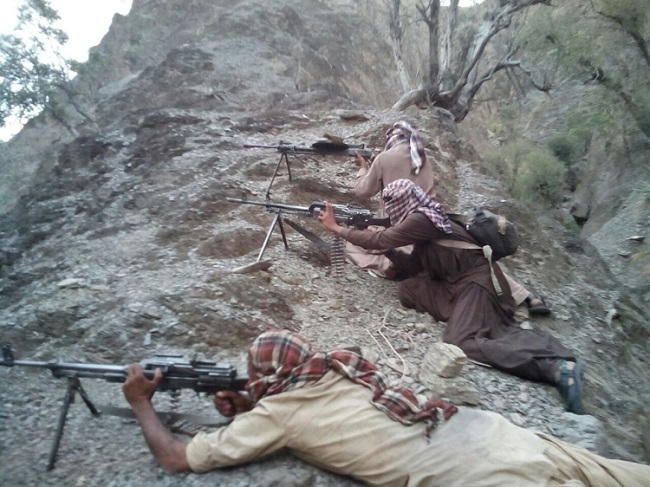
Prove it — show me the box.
[0,1,648,485]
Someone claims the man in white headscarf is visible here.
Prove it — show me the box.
[349,121,550,315]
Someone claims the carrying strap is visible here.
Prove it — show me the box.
[445,213,468,225]
[99,405,231,427]
[435,239,503,295]
[496,214,508,235]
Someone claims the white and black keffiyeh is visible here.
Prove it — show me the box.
[384,121,426,175]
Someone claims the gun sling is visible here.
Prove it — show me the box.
[99,405,231,427]
[435,239,503,295]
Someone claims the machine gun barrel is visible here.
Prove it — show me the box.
[1,346,248,392]
[226,198,390,228]
[1,345,248,470]
[243,143,373,159]
[226,197,312,215]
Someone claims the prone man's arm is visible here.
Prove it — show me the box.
[130,400,191,473]
[123,364,191,473]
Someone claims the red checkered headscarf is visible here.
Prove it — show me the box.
[384,121,426,175]
[383,179,452,233]
[246,330,450,438]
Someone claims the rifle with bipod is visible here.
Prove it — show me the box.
[226,197,390,263]
[1,345,248,470]
[243,140,374,198]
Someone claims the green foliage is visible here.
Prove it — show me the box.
[641,182,650,202]
[598,0,650,37]
[483,140,567,206]
[498,104,519,122]
[627,89,650,137]
[512,148,567,205]
[546,136,576,164]
[520,0,650,139]
[563,219,581,234]
[483,140,537,188]
[0,0,76,130]
[564,105,618,152]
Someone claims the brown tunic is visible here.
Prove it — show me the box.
[354,143,435,202]
[340,212,575,384]
[348,143,434,278]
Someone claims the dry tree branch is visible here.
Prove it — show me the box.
[365,327,390,361]
[376,325,409,382]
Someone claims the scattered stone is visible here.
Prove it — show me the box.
[279,274,308,285]
[333,109,370,121]
[605,308,619,326]
[414,323,427,334]
[89,284,110,292]
[420,375,481,405]
[519,321,533,330]
[56,278,87,289]
[552,413,609,456]
[420,343,467,379]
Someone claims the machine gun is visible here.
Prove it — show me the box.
[244,141,373,159]
[244,140,374,198]
[1,345,248,470]
[226,197,390,263]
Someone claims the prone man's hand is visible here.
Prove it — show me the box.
[354,151,369,170]
[214,391,253,417]
[123,364,163,408]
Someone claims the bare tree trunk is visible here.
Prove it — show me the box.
[393,0,552,120]
[46,107,78,137]
[56,83,95,126]
[440,0,459,88]
[387,0,411,91]
[415,0,441,88]
[392,88,427,111]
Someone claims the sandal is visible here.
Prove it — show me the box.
[525,294,551,316]
[557,359,585,414]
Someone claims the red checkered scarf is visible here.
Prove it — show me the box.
[383,179,452,233]
[246,330,443,437]
[384,121,426,175]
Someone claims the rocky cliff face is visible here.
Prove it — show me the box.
[0,1,648,485]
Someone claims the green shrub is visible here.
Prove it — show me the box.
[565,107,616,155]
[629,90,650,138]
[483,140,569,206]
[513,148,567,205]
[547,136,576,164]
[483,140,540,190]
[564,219,581,234]
[641,182,650,202]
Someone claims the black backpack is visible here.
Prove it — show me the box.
[444,208,519,261]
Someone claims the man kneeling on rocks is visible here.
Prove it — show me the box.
[320,179,584,413]
[123,329,649,486]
